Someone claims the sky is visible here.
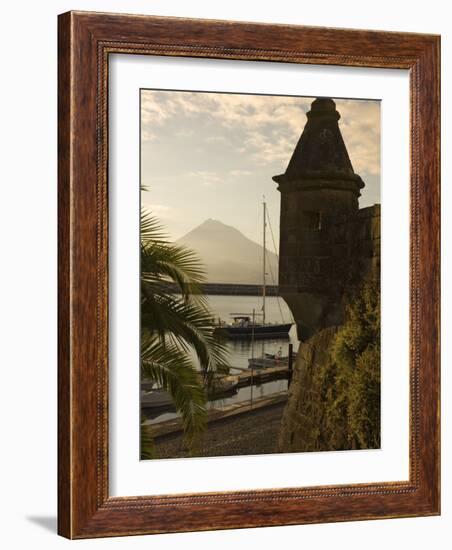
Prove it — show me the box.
[141,90,380,246]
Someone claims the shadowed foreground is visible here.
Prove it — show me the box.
[153,402,286,459]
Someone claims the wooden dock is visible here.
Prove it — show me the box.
[227,364,289,388]
[147,391,288,439]
[142,364,289,392]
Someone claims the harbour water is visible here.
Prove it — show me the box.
[208,294,299,368]
[142,295,299,425]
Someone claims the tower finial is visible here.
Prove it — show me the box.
[273,97,364,194]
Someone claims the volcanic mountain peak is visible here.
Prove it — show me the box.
[177,219,278,285]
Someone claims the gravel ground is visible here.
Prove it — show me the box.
[154,402,286,459]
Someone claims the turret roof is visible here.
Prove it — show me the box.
[273,98,364,190]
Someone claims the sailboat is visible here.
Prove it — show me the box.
[213,200,293,341]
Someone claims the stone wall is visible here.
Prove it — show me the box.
[277,326,339,453]
[273,98,381,452]
[279,203,380,340]
[277,204,380,452]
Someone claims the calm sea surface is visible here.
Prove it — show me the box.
[206,294,299,369]
[143,295,299,424]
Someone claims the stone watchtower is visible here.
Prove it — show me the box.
[273,98,366,341]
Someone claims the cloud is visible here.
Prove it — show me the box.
[141,90,308,133]
[229,169,252,176]
[205,135,229,144]
[141,90,380,178]
[174,128,195,139]
[238,131,296,167]
[336,100,380,177]
[141,129,157,142]
[187,170,222,186]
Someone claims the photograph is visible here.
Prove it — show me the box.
[139,90,381,460]
[0,0,444,544]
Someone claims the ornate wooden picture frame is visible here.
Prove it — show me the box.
[58,11,440,539]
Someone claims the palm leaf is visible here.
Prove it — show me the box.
[141,240,207,303]
[141,289,228,374]
[141,334,207,447]
[140,419,157,460]
[139,198,230,455]
[141,206,171,242]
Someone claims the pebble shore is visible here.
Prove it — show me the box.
[154,401,286,459]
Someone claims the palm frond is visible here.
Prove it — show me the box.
[140,420,157,460]
[140,207,168,243]
[141,289,229,374]
[141,335,207,447]
[141,241,207,302]
[139,200,230,454]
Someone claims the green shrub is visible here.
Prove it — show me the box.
[282,278,381,452]
[330,278,381,449]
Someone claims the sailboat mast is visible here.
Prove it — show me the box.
[262,199,266,325]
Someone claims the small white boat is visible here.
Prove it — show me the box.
[248,351,296,369]
[141,375,239,410]
[141,378,156,392]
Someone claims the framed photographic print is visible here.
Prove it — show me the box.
[58,11,440,538]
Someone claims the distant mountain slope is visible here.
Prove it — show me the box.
[177,219,279,284]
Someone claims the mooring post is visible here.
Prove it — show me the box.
[250,366,254,409]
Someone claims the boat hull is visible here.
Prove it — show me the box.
[248,352,296,369]
[141,390,174,409]
[214,323,292,340]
